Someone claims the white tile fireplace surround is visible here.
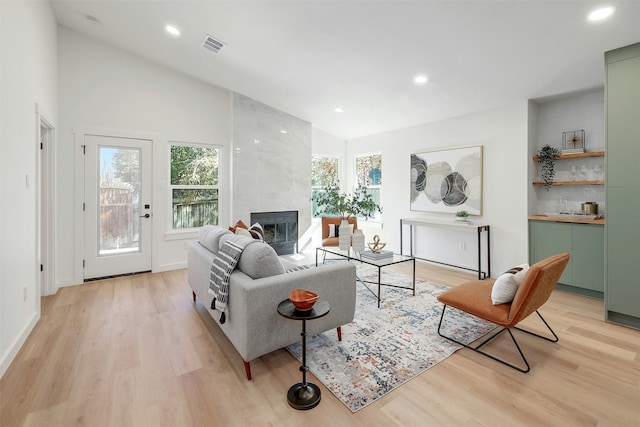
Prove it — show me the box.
[232,93,312,240]
[251,211,298,255]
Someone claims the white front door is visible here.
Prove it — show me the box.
[83,134,152,280]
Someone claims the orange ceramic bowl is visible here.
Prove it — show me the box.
[289,289,318,311]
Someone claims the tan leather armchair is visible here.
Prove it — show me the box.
[437,252,570,373]
[321,216,357,247]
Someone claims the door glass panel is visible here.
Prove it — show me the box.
[98,146,141,256]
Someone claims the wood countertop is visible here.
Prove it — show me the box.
[528,215,605,225]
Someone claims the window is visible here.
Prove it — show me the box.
[311,155,338,217]
[170,143,220,229]
[355,153,382,217]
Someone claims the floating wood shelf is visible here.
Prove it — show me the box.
[532,150,604,161]
[533,180,604,186]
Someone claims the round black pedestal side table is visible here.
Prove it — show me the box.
[277,298,330,410]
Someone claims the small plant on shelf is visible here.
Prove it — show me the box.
[455,210,470,221]
[537,145,561,190]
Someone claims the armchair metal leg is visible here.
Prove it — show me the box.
[437,305,558,373]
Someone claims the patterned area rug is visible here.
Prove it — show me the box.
[286,264,496,412]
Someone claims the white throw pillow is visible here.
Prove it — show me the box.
[491,263,530,305]
[329,223,354,238]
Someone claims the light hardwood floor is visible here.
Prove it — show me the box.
[1,260,639,426]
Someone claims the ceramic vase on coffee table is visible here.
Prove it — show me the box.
[338,219,351,251]
[352,229,365,253]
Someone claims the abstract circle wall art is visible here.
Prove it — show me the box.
[410,146,483,215]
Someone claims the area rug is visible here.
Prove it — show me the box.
[286,264,496,412]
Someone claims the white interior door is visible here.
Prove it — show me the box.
[83,134,152,280]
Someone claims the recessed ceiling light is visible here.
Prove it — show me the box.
[280,130,288,134]
[414,75,428,85]
[334,107,344,113]
[588,6,615,21]
[165,25,181,36]
[254,139,260,144]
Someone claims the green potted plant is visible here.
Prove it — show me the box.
[455,210,470,222]
[537,145,561,190]
[313,182,381,219]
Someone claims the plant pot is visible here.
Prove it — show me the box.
[338,219,352,251]
[352,229,365,252]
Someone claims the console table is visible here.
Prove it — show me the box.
[400,218,490,279]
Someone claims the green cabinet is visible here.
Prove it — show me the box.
[572,224,606,293]
[529,220,604,297]
[605,43,640,329]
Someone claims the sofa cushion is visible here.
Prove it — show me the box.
[491,263,529,305]
[235,227,253,238]
[219,234,285,279]
[238,242,286,279]
[199,225,233,254]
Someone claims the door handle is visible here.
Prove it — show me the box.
[140,213,150,218]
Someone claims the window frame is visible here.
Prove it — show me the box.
[168,141,222,231]
[311,155,340,217]
[354,152,382,219]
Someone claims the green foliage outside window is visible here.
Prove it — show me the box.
[311,156,339,217]
[170,144,220,228]
[311,156,338,187]
[356,154,382,186]
[171,145,219,186]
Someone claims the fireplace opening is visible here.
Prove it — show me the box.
[250,210,298,255]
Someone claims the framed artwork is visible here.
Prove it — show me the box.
[562,129,585,152]
[410,145,483,215]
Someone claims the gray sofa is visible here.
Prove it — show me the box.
[187,225,356,380]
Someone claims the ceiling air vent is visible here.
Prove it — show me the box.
[202,35,225,53]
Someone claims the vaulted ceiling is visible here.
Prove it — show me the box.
[50,1,640,140]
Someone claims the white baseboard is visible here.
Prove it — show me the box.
[156,262,186,272]
[0,311,40,379]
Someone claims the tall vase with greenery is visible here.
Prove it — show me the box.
[313,182,382,250]
[312,182,381,219]
[537,145,561,190]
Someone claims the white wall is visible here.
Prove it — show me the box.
[0,0,58,377]
[345,102,530,276]
[57,27,232,285]
[312,128,347,182]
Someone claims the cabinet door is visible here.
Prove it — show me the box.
[530,221,572,285]
[572,224,604,292]
[606,55,640,187]
[606,45,640,322]
[606,188,640,317]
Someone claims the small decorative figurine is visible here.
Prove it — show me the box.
[367,235,386,253]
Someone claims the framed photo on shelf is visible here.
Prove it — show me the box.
[562,129,585,153]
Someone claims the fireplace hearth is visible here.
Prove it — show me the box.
[251,210,298,255]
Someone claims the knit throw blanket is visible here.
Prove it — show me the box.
[208,237,255,324]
